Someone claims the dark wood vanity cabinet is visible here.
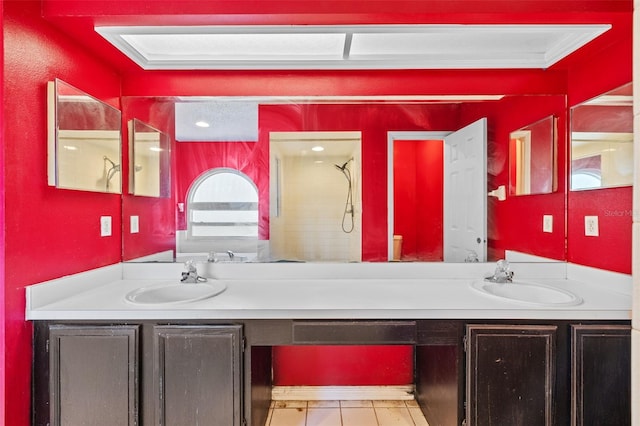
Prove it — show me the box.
[465,324,557,426]
[36,324,140,426]
[149,325,243,426]
[34,323,243,426]
[464,323,631,426]
[571,324,631,426]
[34,320,630,426]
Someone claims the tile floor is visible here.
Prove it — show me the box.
[266,400,430,426]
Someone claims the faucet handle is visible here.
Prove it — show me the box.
[181,260,207,283]
[495,259,510,272]
[184,259,197,272]
[496,259,514,281]
[484,259,514,283]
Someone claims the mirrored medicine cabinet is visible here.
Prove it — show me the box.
[570,82,633,191]
[509,115,557,196]
[128,118,171,198]
[47,78,122,193]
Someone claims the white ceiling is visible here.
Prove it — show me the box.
[96,24,611,70]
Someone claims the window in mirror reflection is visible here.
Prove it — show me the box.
[571,82,633,191]
[509,115,556,196]
[571,155,602,189]
[187,168,258,242]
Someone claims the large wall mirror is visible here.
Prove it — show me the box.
[509,115,556,196]
[570,82,633,191]
[122,95,567,263]
[128,119,171,198]
[47,78,122,193]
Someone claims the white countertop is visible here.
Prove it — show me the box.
[25,261,632,321]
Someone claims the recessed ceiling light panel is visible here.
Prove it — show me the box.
[121,32,345,61]
[96,24,611,70]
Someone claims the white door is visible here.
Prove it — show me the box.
[443,118,487,262]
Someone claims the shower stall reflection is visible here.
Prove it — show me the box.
[270,132,362,262]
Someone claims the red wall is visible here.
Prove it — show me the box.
[123,69,568,99]
[566,28,633,274]
[0,2,5,421]
[273,346,414,386]
[3,2,123,424]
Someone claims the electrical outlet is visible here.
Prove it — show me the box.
[585,216,599,237]
[543,215,553,233]
[130,215,139,234]
[100,216,112,237]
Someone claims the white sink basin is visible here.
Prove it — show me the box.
[470,280,582,306]
[125,281,227,305]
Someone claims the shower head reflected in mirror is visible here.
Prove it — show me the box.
[334,158,354,233]
[334,158,352,172]
[104,155,120,191]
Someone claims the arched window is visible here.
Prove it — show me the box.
[187,168,258,240]
[571,169,602,190]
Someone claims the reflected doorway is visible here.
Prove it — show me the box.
[393,139,445,261]
[388,119,488,262]
[388,131,449,262]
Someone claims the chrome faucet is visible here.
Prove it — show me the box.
[207,251,236,263]
[181,260,207,283]
[485,259,514,283]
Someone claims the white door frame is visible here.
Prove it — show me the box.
[387,131,452,261]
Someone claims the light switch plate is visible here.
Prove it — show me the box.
[585,215,599,236]
[130,215,139,234]
[100,216,112,237]
[543,215,553,233]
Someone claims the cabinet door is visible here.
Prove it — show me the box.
[466,324,556,426]
[48,325,139,426]
[152,325,243,426]
[571,324,631,426]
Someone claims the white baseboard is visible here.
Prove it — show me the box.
[271,385,415,401]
